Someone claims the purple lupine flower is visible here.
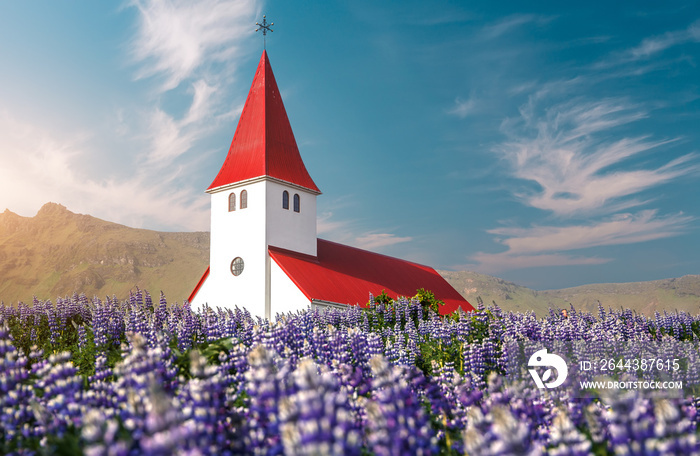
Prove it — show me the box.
[431,360,482,434]
[81,408,130,456]
[463,404,544,456]
[144,289,153,311]
[153,291,167,335]
[77,324,88,351]
[365,355,438,456]
[111,332,178,442]
[244,345,291,454]
[92,297,109,350]
[139,385,191,456]
[178,301,198,352]
[646,398,700,454]
[547,408,593,456]
[33,351,83,436]
[602,389,656,454]
[465,343,486,389]
[1,324,38,445]
[83,353,117,411]
[45,300,61,346]
[279,359,362,455]
[205,307,222,342]
[179,350,243,455]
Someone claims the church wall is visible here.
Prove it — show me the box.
[270,259,311,317]
[208,181,269,318]
[265,180,317,257]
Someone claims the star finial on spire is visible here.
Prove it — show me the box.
[255,15,274,49]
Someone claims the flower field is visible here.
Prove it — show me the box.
[1,290,700,455]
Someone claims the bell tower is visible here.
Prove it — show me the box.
[194,50,321,319]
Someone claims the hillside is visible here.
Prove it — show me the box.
[2,203,698,315]
[438,270,700,317]
[0,203,209,304]
[437,270,567,316]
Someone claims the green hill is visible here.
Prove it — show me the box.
[438,270,700,317]
[0,203,209,304]
[2,202,698,316]
[437,270,567,316]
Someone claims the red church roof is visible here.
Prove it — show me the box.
[208,51,320,193]
[269,239,473,315]
[188,266,209,304]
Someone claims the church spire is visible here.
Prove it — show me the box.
[208,51,320,194]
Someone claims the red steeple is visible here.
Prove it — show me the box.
[208,51,320,193]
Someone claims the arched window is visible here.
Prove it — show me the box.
[282,190,289,210]
[240,190,248,209]
[293,193,300,213]
[228,193,236,212]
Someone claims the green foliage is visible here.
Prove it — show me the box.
[418,340,466,377]
[373,290,394,306]
[365,289,488,379]
[173,337,236,379]
[413,288,444,314]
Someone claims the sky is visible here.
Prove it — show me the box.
[0,1,699,290]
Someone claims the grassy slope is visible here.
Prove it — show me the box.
[437,270,567,316]
[538,275,700,316]
[438,270,700,317]
[2,202,698,315]
[0,203,209,304]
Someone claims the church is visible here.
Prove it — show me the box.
[188,50,473,319]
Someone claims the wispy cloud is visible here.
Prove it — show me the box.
[127,0,259,92]
[469,88,699,273]
[498,98,697,216]
[594,18,700,70]
[140,79,234,169]
[0,112,209,231]
[490,210,691,254]
[125,0,260,171]
[355,233,413,250]
[0,0,262,232]
[448,96,477,118]
[480,14,553,40]
[317,211,412,251]
[471,210,692,273]
[317,211,351,236]
[627,19,700,60]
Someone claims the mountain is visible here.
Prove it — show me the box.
[438,270,700,317]
[0,203,209,304]
[437,270,567,316]
[2,203,698,315]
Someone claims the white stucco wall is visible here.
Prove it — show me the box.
[204,180,269,318]
[270,259,311,318]
[266,180,317,257]
[196,177,319,320]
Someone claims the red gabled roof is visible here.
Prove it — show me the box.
[269,239,473,315]
[208,50,320,193]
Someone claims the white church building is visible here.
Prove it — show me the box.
[189,50,472,319]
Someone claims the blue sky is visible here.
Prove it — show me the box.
[1,1,699,290]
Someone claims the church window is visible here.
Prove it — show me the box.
[230,257,244,276]
[293,194,300,213]
[229,193,236,212]
[240,190,248,209]
[282,191,289,210]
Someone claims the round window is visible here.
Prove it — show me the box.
[230,257,244,276]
